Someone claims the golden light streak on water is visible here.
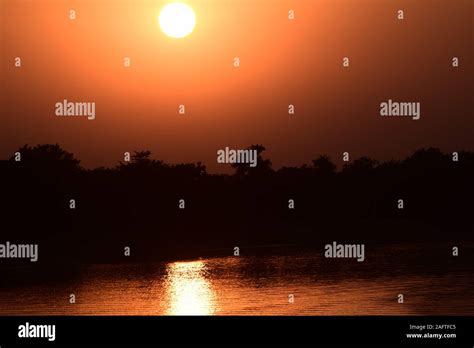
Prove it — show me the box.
[163,260,217,315]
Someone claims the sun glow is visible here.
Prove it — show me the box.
[159,3,196,39]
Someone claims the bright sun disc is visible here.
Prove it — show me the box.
[159,3,196,39]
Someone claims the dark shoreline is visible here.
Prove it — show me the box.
[1,145,473,287]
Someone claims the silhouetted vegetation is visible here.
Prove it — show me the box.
[1,144,473,267]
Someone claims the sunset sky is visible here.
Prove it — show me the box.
[1,0,472,172]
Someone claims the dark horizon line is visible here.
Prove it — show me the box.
[4,143,474,174]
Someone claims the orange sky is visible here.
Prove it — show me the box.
[1,0,472,172]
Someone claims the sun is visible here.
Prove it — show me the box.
[159,2,196,39]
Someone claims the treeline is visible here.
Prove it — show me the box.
[1,144,473,264]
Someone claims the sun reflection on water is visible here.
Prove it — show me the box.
[164,260,217,315]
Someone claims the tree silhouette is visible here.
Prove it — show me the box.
[132,150,152,163]
[10,144,81,172]
[1,143,473,266]
[118,150,167,173]
[343,156,378,174]
[232,144,273,177]
[312,155,336,176]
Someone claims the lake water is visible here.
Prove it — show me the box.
[1,245,473,315]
